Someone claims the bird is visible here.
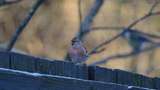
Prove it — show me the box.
[121,28,154,53]
[67,37,88,64]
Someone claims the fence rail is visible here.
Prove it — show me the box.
[0,51,159,90]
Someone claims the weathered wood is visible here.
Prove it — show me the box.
[10,52,36,72]
[153,78,160,89]
[0,51,10,68]
[0,68,131,90]
[116,69,154,89]
[35,58,51,74]
[0,69,41,90]
[49,60,88,79]
[9,52,88,79]
[49,60,75,77]
[75,64,88,79]
[0,52,158,89]
[88,66,116,83]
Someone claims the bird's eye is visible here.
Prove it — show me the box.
[72,41,75,45]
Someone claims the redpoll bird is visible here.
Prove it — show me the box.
[67,37,88,64]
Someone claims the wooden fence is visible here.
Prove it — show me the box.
[0,51,159,90]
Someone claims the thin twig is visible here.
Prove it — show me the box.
[127,11,160,29]
[6,0,44,51]
[88,2,160,56]
[88,30,124,55]
[78,0,82,25]
[89,44,160,66]
[148,0,159,14]
[127,29,160,39]
[127,1,160,29]
[91,26,124,31]
[151,11,160,16]
[92,26,160,39]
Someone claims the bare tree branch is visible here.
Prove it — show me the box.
[0,0,21,6]
[88,30,124,55]
[6,0,44,51]
[127,11,160,29]
[92,26,160,39]
[89,43,160,66]
[76,0,104,41]
[90,4,160,64]
[127,1,160,29]
[126,29,160,39]
[78,0,82,25]
[88,2,160,56]
[148,0,159,14]
[92,1,160,32]
[91,26,124,31]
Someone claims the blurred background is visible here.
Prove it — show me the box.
[0,0,160,77]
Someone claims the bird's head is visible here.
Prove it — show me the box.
[71,37,82,46]
[122,29,132,39]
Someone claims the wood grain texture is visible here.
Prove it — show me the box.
[0,52,158,89]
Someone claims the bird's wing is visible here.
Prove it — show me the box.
[76,46,87,57]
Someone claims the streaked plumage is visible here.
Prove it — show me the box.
[68,38,88,64]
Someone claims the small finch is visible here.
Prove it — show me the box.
[67,37,88,64]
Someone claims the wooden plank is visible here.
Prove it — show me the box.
[49,60,88,79]
[49,60,74,77]
[0,51,10,68]
[153,78,160,89]
[75,64,88,79]
[116,69,154,89]
[9,52,88,79]
[0,68,130,90]
[39,77,90,90]
[0,69,41,90]
[35,58,51,74]
[88,66,116,83]
[10,52,36,72]
[89,83,127,90]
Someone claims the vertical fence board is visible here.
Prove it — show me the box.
[10,52,36,72]
[61,61,76,77]
[49,61,88,79]
[35,58,51,74]
[88,66,116,83]
[49,61,74,77]
[75,64,88,79]
[90,83,128,90]
[116,69,154,89]
[153,78,160,89]
[0,51,10,68]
